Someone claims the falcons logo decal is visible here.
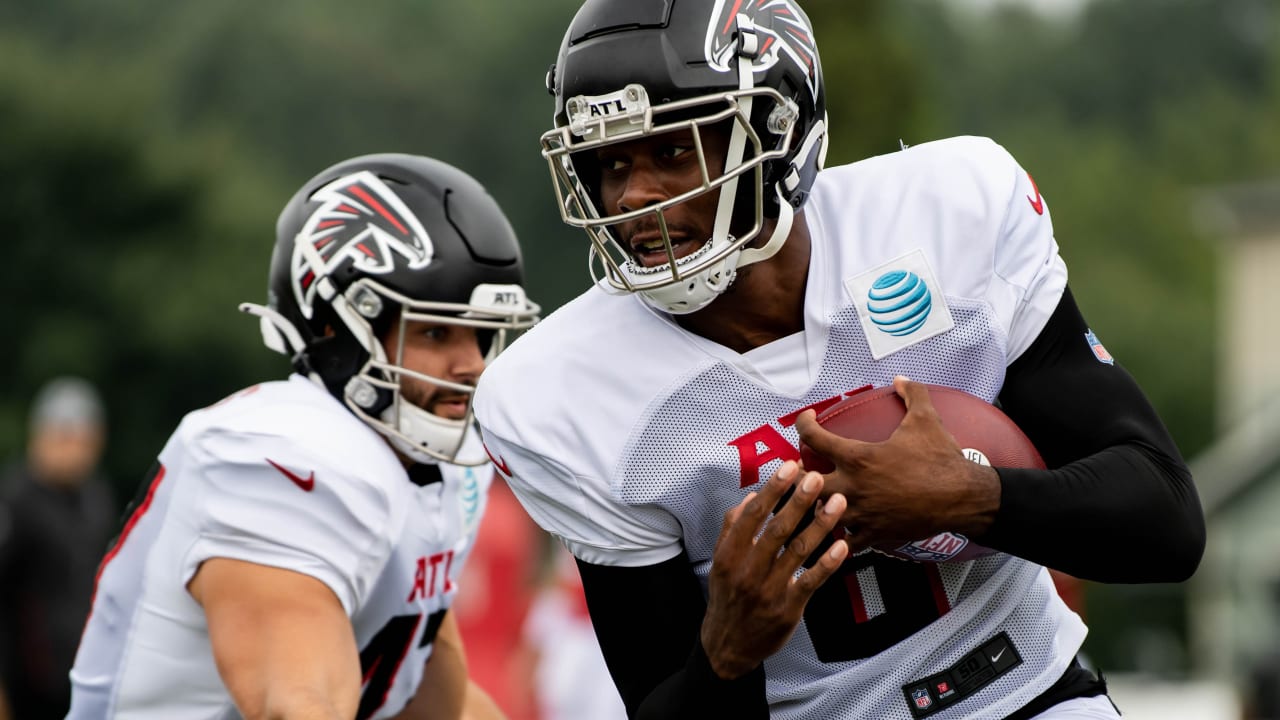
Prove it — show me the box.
[291,171,434,319]
[705,0,819,103]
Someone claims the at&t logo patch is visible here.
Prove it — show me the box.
[845,249,954,360]
[867,270,932,336]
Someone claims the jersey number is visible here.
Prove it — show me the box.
[803,550,951,662]
[357,609,446,720]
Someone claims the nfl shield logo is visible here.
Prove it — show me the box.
[1084,329,1114,365]
[913,688,933,709]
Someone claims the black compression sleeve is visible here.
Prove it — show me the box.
[984,287,1205,582]
[576,554,769,719]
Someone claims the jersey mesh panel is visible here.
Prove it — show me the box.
[612,301,1079,719]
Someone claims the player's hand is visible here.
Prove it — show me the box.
[700,460,849,679]
[794,376,1001,551]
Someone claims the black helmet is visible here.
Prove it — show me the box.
[541,0,828,314]
[243,153,540,464]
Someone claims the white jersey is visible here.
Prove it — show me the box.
[475,137,1085,720]
[68,374,491,720]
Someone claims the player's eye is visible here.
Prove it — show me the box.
[598,154,629,172]
[660,144,692,161]
[421,326,448,341]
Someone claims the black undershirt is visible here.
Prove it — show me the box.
[576,286,1204,718]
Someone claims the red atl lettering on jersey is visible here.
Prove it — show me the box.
[726,426,800,488]
[406,550,455,602]
[727,385,872,488]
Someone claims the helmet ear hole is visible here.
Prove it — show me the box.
[307,332,370,399]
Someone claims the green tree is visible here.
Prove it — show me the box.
[0,36,280,493]
[807,0,930,163]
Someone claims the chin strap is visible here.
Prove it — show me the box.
[738,185,794,269]
[716,12,823,274]
[736,109,825,270]
[382,402,486,466]
[626,14,824,313]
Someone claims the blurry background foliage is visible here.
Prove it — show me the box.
[2,0,1275,674]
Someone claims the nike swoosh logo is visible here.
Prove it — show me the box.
[1026,172,1045,215]
[990,647,1007,663]
[266,458,315,492]
[481,442,512,477]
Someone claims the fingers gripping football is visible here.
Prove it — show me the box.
[702,461,849,679]
[794,377,1002,552]
[894,375,945,432]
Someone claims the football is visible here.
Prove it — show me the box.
[799,383,1045,563]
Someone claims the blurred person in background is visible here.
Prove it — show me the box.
[453,477,542,720]
[66,153,539,719]
[0,377,116,720]
[513,545,627,720]
[454,490,627,720]
[473,0,1205,718]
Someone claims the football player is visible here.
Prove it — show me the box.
[473,2,1205,719]
[67,154,539,719]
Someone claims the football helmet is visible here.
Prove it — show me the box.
[541,0,828,314]
[242,154,540,465]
